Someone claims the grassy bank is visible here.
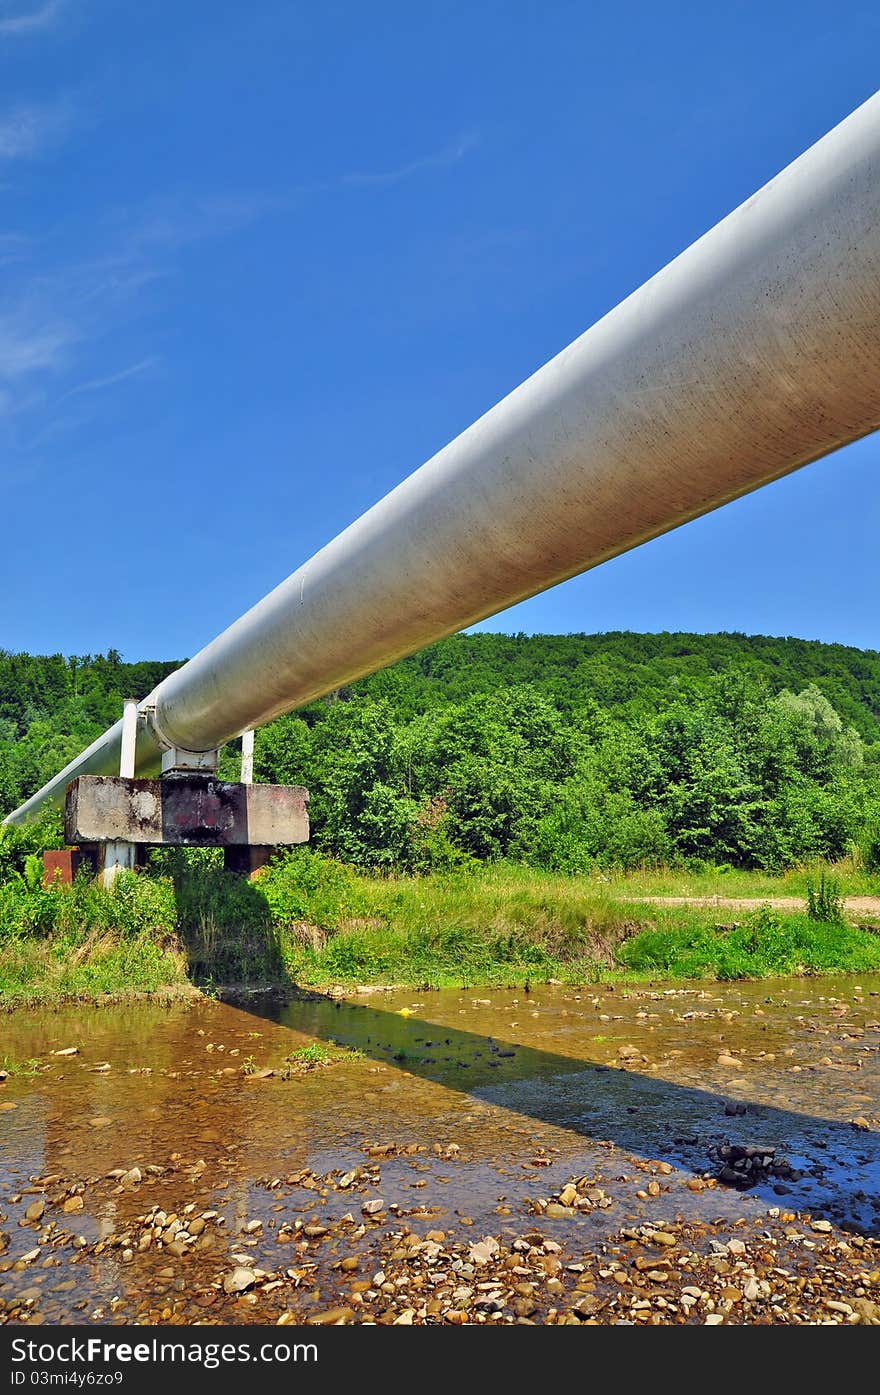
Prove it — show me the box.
[2,849,880,1007]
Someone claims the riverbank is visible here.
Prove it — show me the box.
[3,854,880,1007]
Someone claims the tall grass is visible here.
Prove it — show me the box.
[2,850,879,1003]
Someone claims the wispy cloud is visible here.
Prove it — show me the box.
[109,134,479,250]
[113,192,276,253]
[0,1,64,37]
[0,311,74,382]
[58,355,157,401]
[1,127,477,445]
[333,133,479,190]
[0,100,71,158]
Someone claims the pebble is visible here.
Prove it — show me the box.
[223,1267,257,1294]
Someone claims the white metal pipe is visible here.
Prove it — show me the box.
[7,89,880,826]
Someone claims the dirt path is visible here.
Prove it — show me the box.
[626,894,880,919]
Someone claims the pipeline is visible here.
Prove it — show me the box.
[7,90,880,825]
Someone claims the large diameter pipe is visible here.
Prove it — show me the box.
[7,90,880,826]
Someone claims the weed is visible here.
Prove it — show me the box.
[806,872,845,924]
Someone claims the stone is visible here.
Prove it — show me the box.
[811,1219,833,1234]
[469,1237,500,1265]
[717,1054,743,1068]
[223,1267,257,1294]
[851,1298,880,1324]
[361,1199,385,1216]
[558,1184,578,1207]
[62,1196,84,1214]
[306,1307,354,1325]
[121,1168,142,1187]
[25,1201,45,1223]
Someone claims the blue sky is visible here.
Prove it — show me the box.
[2,1,879,661]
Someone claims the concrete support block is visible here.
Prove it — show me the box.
[223,845,273,877]
[65,775,309,847]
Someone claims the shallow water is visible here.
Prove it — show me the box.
[1,974,878,1323]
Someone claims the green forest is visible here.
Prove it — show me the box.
[4,630,880,875]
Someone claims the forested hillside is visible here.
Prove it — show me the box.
[4,632,880,873]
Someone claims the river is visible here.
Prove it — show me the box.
[1,975,878,1324]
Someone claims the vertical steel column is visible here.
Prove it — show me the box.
[101,699,139,886]
[240,730,255,785]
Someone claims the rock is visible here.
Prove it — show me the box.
[824,1299,853,1316]
[121,1168,142,1187]
[850,1117,872,1131]
[51,1048,79,1057]
[617,1045,641,1060]
[25,1201,45,1223]
[648,1231,677,1247]
[851,1298,880,1324]
[469,1237,499,1265]
[544,1202,575,1219]
[558,1184,578,1207]
[62,1196,84,1214]
[223,1267,257,1294]
[742,1277,760,1301]
[306,1307,354,1325]
[704,1313,725,1325]
[337,1171,357,1189]
[811,1219,833,1234]
[88,1118,112,1129]
[361,1199,385,1216]
[243,1220,262,1234]
[717,1054,743,1068]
